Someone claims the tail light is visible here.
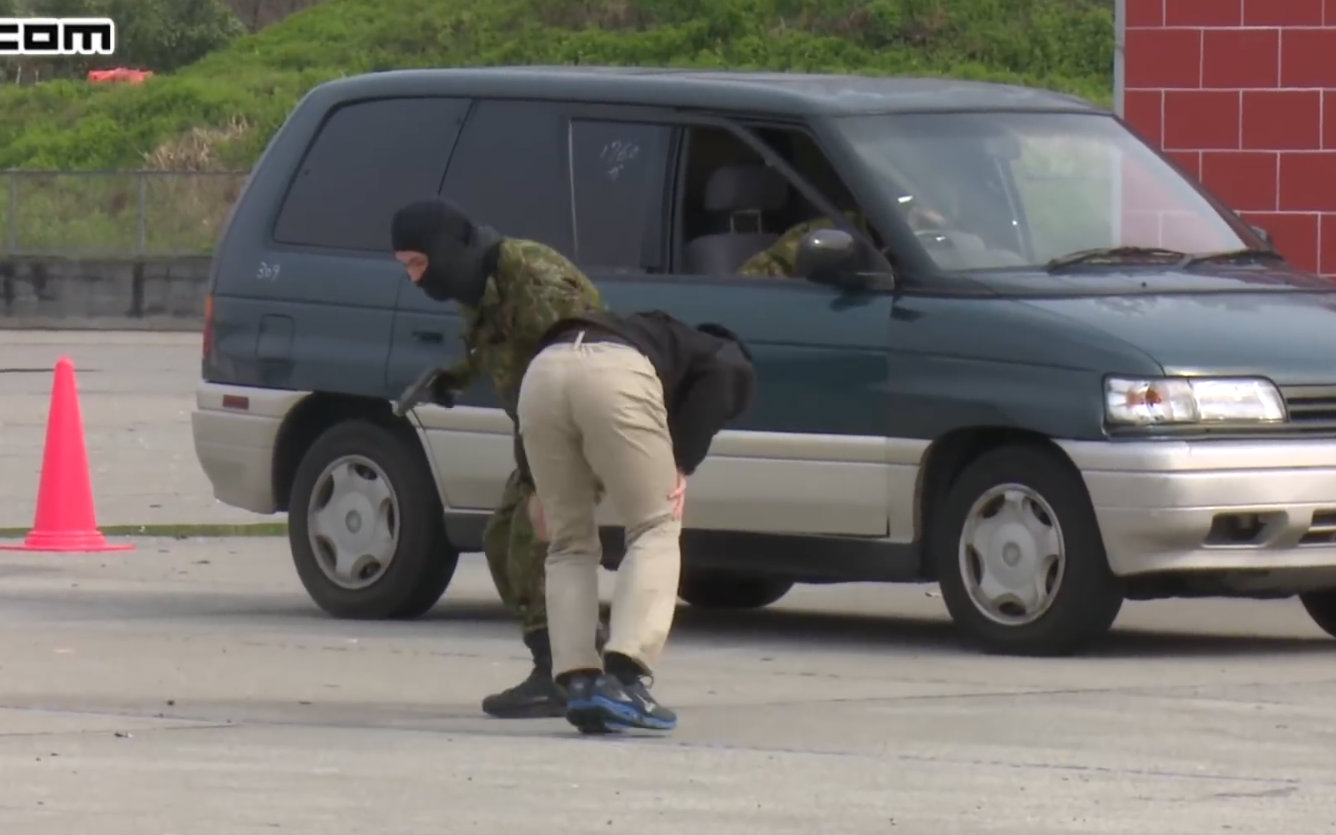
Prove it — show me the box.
[202,292,214,360]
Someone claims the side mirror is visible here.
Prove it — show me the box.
[795,228,863,287]
[1248,223,1274,247]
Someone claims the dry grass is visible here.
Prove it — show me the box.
[537,0,650,30]
[794,5,952,48]
[142,116,252,172]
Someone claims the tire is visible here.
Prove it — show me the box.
[930,443,1124,656]
[678,567,794,609]
[287,419,458,620]
[1298,589,1336,639]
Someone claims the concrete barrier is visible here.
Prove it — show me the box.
[0,256,209,331]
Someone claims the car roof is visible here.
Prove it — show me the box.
[300,65,1101,118]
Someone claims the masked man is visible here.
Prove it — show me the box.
[390,198,607,719]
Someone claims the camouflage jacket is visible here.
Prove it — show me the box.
[443,238,604,418]
[737,210,867,278]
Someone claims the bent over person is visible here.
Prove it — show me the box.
[389,198,607,719]
[515,310,756,734]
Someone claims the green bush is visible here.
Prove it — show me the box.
[0,0,246,83]
[0,0,1115,171]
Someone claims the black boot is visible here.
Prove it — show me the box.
[481,629,565,719]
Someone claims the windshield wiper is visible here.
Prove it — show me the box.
[1179,247,1285,267]
[1046,246,1189,272]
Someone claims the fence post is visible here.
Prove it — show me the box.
[136,171,147,257]
[6,172,15,253]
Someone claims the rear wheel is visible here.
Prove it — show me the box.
[287,419,458,619]
[1298,589,1336,639]
[931,443,1124,656]
[678,567,794,610]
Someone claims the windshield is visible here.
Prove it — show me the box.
[831,111,1256,272]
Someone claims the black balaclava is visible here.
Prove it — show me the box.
[390,198,502,307]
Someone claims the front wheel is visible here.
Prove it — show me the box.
[1298,589,1336,639]
[678,567,794,610]
[930,443,1124,656]
[287,419,458,619]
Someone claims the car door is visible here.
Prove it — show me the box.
[391,98,580,512]
[562,108,900,539]
[236,96,471,397]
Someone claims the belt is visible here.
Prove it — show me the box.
[550,327,632,348]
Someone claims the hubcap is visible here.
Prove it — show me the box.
[958,484,1065,626]
[306,454,400,590]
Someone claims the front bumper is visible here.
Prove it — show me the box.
[1058,438,1336,578]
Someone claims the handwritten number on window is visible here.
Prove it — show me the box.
[599,139,640,181]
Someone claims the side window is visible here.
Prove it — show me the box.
[569,119,672,271]
[757,128,864,236]
[439,100,574,256]
[272,96,470,251]
[673,124,879,278]
[679,126,770,245]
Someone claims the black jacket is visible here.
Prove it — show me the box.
[516,309,756,485]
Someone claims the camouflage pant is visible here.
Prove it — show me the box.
[482,469,548,635]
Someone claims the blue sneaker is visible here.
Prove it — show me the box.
[589,674,677,732]
[563,673,618,735]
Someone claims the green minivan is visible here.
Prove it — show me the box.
[191,66,1336,655]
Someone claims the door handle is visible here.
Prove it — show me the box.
[411,330,444,344]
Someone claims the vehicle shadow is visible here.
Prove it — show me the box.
[673,605,1334,659]
[426,598,1334,659]
[1086,628,1333,658]
[15,583,1323,660]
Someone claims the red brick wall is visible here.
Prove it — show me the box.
[1122,0,1336,276]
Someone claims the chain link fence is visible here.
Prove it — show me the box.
[0,170,250,257]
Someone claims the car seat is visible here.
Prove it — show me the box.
[684,164,788,275]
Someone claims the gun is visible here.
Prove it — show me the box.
[392,366,455,418]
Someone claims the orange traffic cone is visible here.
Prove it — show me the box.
[0,356,134,552]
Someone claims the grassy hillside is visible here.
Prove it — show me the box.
[0,0,1115,171]
[0,0,1114,255]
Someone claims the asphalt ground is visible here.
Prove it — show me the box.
[0,541,1332,833]
[0,330,1332,833]
[0,329,275,531]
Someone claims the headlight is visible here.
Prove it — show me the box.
[1104,376,1287,425]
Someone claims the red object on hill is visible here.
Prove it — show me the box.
[87,68,154,84]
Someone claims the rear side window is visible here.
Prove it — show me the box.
[569,119,672,271]
[272,96,470,251]
[439,99,574,256]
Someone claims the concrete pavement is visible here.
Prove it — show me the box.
[1,329,1335,833]
[0,540,1333,833]
[0,330,276,530]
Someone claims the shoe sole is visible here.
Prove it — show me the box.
[589,694,675,732]
[482,702,567,719]
[566,701,619,735]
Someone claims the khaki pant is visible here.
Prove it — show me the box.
[516,337,682,679]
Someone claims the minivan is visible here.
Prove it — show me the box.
[192,66,1336,655]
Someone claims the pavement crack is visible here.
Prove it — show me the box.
[0,722,236,739]
[1211,786,1300,799]
[653,739,1318,789]
[2,701,1322,791]
[738,678,1336,709]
